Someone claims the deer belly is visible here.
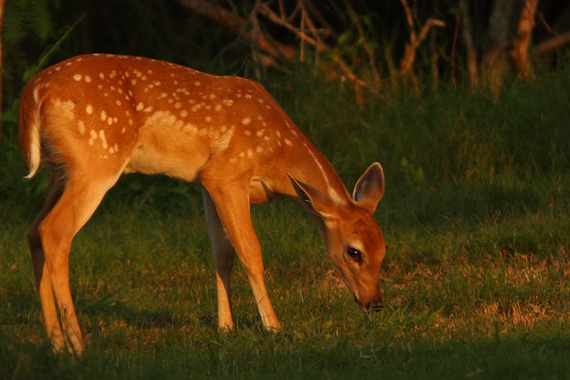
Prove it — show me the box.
[124,126,211,182]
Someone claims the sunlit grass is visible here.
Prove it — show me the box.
[2,65,570,379]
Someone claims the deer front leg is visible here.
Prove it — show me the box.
[201,180,281,330]
[202,188,236,330]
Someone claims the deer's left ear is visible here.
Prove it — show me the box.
[352,162,385,214]
[288,174,336,220]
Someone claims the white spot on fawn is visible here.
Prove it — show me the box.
[73,74,82,81]
[99,130,108,149]
[213,127,234,153]
[183,123,198,134]
[86,104,93,114]
[89,130,97,145]
[77,120,85,134]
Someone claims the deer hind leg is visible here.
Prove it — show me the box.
[202,188,236,330]
[201,180,281,330]
[33,171,119,354]
[28,175,66,352]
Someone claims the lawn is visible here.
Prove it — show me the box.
[1,65,570,379]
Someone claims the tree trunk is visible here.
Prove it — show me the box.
[460,0,477,84]
[510,0,538,78]
[481,0,517,91]
[0,0,5,136]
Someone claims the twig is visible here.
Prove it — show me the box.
[181,0,372,103]
[399,0,445,77]
[177,0,295,59]
[450,10,459,86]
[534,8,570,54]
[300,2,305,62]
[258,3,322,49]
[535,30,570,53]
[401,0,417,41]
[343,0,380,85]
[305,1,338,39]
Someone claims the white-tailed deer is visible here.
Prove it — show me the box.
[19,54,386,353]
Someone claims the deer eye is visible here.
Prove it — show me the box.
[347,247,362,262]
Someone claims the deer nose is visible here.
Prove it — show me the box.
[354,295,383,311]
[369,299,383,311]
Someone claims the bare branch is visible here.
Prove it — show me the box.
[535,30,570,53]
[401,0,417,42]
[399,0,446,77]
[179,0,374,104]
[177,0,295,59]
[258,3,322,49]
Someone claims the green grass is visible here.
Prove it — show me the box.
[2,65,570,379]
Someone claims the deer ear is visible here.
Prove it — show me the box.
[352,162,385,214]
[288,174,336,220]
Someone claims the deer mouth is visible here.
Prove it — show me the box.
[354,294,383,311]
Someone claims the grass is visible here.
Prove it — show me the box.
[2,64,570,379]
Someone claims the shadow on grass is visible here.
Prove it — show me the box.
[2,325,570,380]
[76,291,214,330]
